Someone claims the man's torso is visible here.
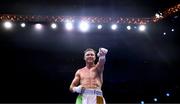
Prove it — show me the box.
[79,66,103,89]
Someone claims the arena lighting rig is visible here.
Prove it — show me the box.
[0,3,179,24]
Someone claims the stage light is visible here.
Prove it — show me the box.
[79,21,90,32]
[111,24,117,30]
[3,21,13,29]
[97,24,102,29]
[155,12,163,18]
[155,13,160,18]
[140,101,144,104]
[166,93,170,97]
[163,32,166,35]
[127,25,131,30]
[65,22,73,31]
[51,23,57,29]
[171,29,174,32]
[153,98,157,102]
[20,23,26,28]
[35,23,43,30]
[138,25,146,31]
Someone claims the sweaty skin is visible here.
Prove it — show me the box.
[78,65,103,89]
[69,50,105,92]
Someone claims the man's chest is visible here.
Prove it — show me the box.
[80,68,99,79]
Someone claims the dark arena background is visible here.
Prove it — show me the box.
[0,0,180,103]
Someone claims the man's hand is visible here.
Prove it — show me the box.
[72,85,82,93]
[97,48,108,57]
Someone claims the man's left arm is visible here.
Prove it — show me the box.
[96,48,108,71]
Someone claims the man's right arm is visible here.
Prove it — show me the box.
[69,70,81,93]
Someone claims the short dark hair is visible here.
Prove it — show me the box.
[84,48,96,54]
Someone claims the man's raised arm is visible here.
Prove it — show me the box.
[96,48,108,70]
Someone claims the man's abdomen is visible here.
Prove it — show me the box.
[81,79,102,89]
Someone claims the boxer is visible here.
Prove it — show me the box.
[70,48,108,104]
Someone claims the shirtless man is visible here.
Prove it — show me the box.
[69,48,108,104]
